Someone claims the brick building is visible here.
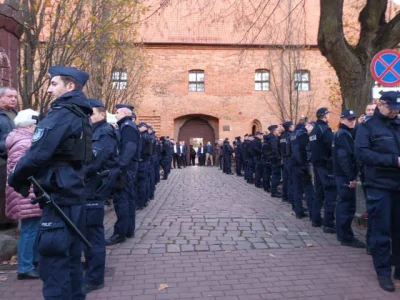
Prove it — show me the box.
[136,0,340,146]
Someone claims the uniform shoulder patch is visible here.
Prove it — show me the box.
[32,128,45,143]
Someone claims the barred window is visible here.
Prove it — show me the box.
[255,69,270,91]
[112,69,127,90]
[189,70,205,92]
[294,70,310,91]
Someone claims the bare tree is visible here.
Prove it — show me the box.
[318,0,400,113]
[19,0,149,111]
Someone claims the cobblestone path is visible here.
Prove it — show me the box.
[1,167,399,299]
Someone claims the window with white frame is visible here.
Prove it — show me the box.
[294,70,310,91]
[255,69,270,91]
[112,69,127,90]
[188,70,205,92]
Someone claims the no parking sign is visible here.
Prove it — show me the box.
[371,49,400,87]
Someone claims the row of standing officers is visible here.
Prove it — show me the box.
[220,95,400,292]
[7,66,175,299]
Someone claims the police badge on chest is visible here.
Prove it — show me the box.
[32,127,45,143]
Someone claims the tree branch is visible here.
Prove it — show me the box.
[375,12,400,51]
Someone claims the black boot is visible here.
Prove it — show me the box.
[341,238,366,249]
[377,276,395,292]
[105,234,126,246]
[296,212,308,219]
[271,192,282,198]
[17,269,40,280]
[82,283,105,294]
[394,267,400,281]
[323,226,336,234]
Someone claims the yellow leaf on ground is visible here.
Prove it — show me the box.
[306,243,313,247]
[0,276,7,281]
[157,283,168,291]
[269,253,276,258]
[224,250,232,253]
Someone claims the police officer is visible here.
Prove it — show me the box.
[309,107,337,234]
[159,136,169,179]
[83,99,119,294]
[242,134,250,180]
[253,131,263,188]
[355,91,400,292]
[234,136,243,176]
[223,138,234,174]
[280,121,294,203]
[290,122,314,219]
[154,134,161,184]
[246,135,255,183]
[266,125,282,198]
[332,109,365,249]
[147,126,157,200]
[8,66,91,299]
[137,122,152,209]
[262,133,271,193]
[107,104,140,246]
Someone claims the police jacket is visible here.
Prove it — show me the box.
[117,116,141,168]
[159,140,169,162]
[266,134,281,164]
[234,144,240,158]
[332,124,357,181]
[237,140,245,159]
[9,90,93,206]
[140,131,153,161]
[309,119,334,169]
[252,137,262,160]
[279,131,292,160]
[223,142,233,156]
[243,140,250,160]
[355,108,400,190]
[290,125,310,167]
[84,120,119,200]
[262,136,269,162]
[0,109,16,159]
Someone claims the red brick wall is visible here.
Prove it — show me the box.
[138,45,341,141]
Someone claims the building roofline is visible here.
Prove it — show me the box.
[143,42,320,50]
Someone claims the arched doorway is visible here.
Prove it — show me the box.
[177,117,216,165]
[251,119,262,134]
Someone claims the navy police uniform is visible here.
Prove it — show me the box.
[108,104,140,245]
[252,133,263,187]
[223,139,234,174]
[137,123,152,209]
[234,137,243,176]
[355,92,400,291]
[280,121,293,204]
[8,66,91,300]
[290,123,314,219]
[159,137,170,179]
[266,125,281,197]
[309,108,337,231]
[332,109,363,246]
[83,99,119,292]
[262,134,271,192]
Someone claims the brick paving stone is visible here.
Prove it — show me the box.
[1,167,400,300]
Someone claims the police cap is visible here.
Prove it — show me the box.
[137,122,148,128]
[235,136,241,140]
[115,104,134,111]
[316,107,330,117]
[268,125,278,131]
[49,66,89,87]
[340,109,357,119]
[282,121,293,130]
[295,123,306,130]
[380,91,400,110]
[88,98,105,108]
[255,131,263,135]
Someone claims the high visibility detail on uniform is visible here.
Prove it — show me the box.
[32,128,45,143]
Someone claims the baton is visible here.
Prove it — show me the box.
[29,177,92,248]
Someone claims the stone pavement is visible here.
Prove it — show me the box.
[1,166,400,299]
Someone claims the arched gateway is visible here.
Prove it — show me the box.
[174,114,218,164]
